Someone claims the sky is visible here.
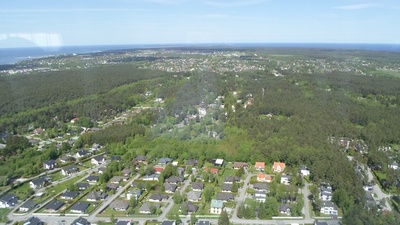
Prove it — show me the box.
[0,0,400,48]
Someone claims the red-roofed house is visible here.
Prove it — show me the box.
[257,173,272,182]
[272,162,285,172]
[255,162,265,171]
[205,168,219,175]
[154,167,164,174]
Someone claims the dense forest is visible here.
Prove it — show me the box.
[1,48,400,224]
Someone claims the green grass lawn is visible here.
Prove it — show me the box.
[46,174,84,195]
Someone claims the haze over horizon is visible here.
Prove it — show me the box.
[1,0,400,48]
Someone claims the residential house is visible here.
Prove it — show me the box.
[388,161,399,170]
[110,200,129,211]
[187,191,202,202]
[280,175,292,185]
[154,166,164,174]
[191,182,204,191]
[161,221,176,225]
[23,217,43,225]
[253,183,269,192]
[60,156,75,163]
[180,201,198,213]
[106,183,119,191]
[60,191,79,200]
[196,221,211,225]
[166,176,184,184]
[77,183,90,190]
[61,165,79,176]
[255,162,265,171]
[86,191,107,202]
[45,200,64,212]
[273,162,286,172]
[75,150,89,158]
[0,194,18,208]
[139,202,158,214]
[186,159,198,166]
[210,199,224,214]
[149,193,168,202]
[224,176,240,184]
[216,193,234,202]
[320,201,338,215]
[110,176,128,184]
[232,162,248,169]
[136,155,147,163]
[204,168,218,175]
[91,155,106,165]
[214,159,224,166]
[257,173,272,182]
[221,184,233,193]
[122,168,131,176]
[71,217,90,225]
[115,221,131,225]
[299,165,310,176]
[254,191,267,203]
[164,183,178,194]
[142,174,159,181]
[111,155,121,162]
[43,160,57,170]
[127,189,141,200]
[30,177,49,189]
[87,175,99,184]
[70,202,90,213]
[19,200,37,212]
[158,157,173,165]
[279,203,291,215]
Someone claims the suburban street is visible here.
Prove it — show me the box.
[366,168,392,211]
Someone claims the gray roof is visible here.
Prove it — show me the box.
[158,157,173,164]
[60,191,79,199]
[45,200,65,210]
[191,182,204,190]
[71,217,90,225]
[20,200,37,210]
[24,217,43,225]
[70,202,89,212]
[187,191,202,201]
[0,193,18,205]
[216,192,234,201]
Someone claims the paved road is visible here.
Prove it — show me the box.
[231,171,252,220]
[301,181,311,220]
[366,167,392,211]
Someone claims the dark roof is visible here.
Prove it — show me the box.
[191,182,204,190]
[181,201,198,213]
[24,217,43,225]
[216,192,234,201]
[136,155,147,161]
[20,200,37,210]
[221,184,233,191]
[71,217,90,225]
[149,193,168,201]
[111,155,122,161]
[31,177,48,186]
[60,191,79,199]
[0,193,18,205]
[77,183,90,190]
[44,159,56,166]
[70,202,90,212]
[87,175,99,182]
[45,200,65,210]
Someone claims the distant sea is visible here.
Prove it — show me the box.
[1,43,399,65]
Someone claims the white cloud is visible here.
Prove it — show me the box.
[334,3,380,10]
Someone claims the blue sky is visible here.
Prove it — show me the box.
[0,0,400,47]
